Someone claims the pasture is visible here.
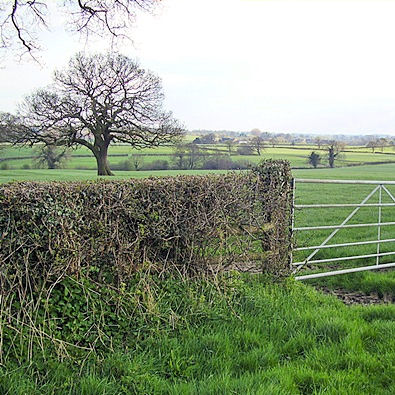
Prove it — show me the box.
[2,143,395,172]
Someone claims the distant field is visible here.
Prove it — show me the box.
[1,161,395,183]
[2,143,395,170]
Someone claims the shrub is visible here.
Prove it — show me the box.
[112,158,134,171]
[202,157,234,170]
[237,146,254,155]
[142,159,169,171]
[201,156,251,170]
[0,161,10,170]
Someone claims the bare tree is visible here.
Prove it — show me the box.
[224,139,233,154]
[327,141,343,168]
[0,0,159,59]
[314,137,322,149]
[173,144,187,169]
[366,140,378,153]
[34,144,70,169]
[269,137,278,148]
[18,52,184,176]
[173,143,201,170]
[0,111,23,143]
[250,128,261,136]
[129,155,143,171]
[251,136,265,156]
[378,137,388,152]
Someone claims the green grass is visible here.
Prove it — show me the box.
[0,276,395,395]
[1,274,394,394]
[2,143,395,170]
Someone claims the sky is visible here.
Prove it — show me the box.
[1,0,395,135]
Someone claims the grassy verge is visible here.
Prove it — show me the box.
[0,273,394,394]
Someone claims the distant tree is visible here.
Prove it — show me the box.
[199,133,216,144]
[327,141,343,168]
[366,140,378,153]
[0,112,23,143]
[184,143,202,169]
[129,155,143,171]
[308,151,321,168]
[315,137,322,149]
[378,137,388,152]
[250,128,261,136]
[224,139,234,154]
[173,143,202,169]
[34,145,69,169]
[18,53,184,176]
[173,144,187,169]
[251,136,265,156]
[269,137,278,148]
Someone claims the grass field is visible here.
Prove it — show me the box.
[2,143,395,171]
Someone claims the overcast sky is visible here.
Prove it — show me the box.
[1,0,395,135]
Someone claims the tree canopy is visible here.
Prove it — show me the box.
[19,52,184,175]
[0,111,23,143]
[0,0,160,59]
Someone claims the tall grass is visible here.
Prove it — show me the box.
[0,274,394,394]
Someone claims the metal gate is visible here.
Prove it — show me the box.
[291,178,395,280]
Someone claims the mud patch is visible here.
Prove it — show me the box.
[317,286,394,305]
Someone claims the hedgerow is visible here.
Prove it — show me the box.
[0,160,292,361]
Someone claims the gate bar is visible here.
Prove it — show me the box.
[295,203,395,208]
[293,185,379,272]
[295,238,395,251]
[294,179,395,185]
[292,250,395,266]
[377,186,382,265]
[294,221,395,231]
[382,185,395,202]
[295,262,395,280]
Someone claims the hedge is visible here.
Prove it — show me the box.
[0,160,292,293]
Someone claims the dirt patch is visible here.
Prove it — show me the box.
[317,286,394,305]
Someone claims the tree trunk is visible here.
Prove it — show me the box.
[95,146,114,176]
[328,148,335,168]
